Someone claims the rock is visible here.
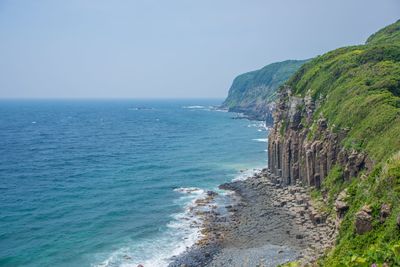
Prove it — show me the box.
[206,190,218,197]
[268,86,368,187]
[335,189,349,218]
[137,265,144,267]
[310,210,323,224]
[355,205,373,234]
[380,203,391,223]
[296,234,304,239]
[397,214,400,227]
[335,201,348,212]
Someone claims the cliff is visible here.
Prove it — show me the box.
[269,20,400,265]
[221,60,307,122]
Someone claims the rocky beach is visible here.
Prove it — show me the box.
[168,169,337,267]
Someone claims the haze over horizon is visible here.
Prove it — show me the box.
[0,0,399,99]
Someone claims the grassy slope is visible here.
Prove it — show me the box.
[285,20,400,266]
[222,60,308,115]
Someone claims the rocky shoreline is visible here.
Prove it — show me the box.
[168,169,337,267]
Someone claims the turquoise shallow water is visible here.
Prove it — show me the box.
[0,99,267,267]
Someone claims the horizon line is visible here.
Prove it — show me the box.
[0,96,226,101]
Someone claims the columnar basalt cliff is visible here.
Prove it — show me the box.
[268,86,368,187]
[267,20,400,266]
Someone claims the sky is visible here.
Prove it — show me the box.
[0,0,399,99]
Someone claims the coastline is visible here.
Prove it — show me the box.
[168,169,337,267]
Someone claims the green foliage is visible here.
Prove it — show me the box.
[285,20,400,162]
[366,20,400,46]
[283,20,400,266]
[321,152,400,266]
[322,166,346,208]
[222,59,308,120]
[278,261,301,267]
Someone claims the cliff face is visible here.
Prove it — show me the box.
[267,20,400,265]
[268,86,368,187]
[222,60,308,122]
[268,20,400,187]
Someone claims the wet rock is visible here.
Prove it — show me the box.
[171,170,337,267]
[355,205,373,234]
[207,191,218,197]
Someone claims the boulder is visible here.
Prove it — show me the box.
[335,189,349,218]
[206,190,218,197]
[355,205,373,234]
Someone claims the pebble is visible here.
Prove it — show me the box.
[169,171,337,266]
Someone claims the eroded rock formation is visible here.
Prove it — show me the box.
[268,86,368,187]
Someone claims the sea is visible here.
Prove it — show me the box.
[0,99,268,267]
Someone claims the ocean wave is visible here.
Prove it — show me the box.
[252,138,268,143]
[173,187,204,194]
[213,108,228,112]
[182,105,206,109]
[93,187,210,267]
[247,122,266,129]
[182,106,223,112]
[232,168,262,182]
[128,107,154,111]
[92,168,264,267]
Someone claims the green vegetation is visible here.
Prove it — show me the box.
[282,20,400,266]
[322,152,400,266]
[286,20,400,163]
[222,59,308,121]
[278,261,301,267]
[366,19,400,45]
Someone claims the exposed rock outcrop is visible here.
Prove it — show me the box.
[268,86,368,187]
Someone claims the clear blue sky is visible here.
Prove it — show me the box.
[0,0,399,98]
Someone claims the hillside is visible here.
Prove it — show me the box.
[268,20,400,266]
[221,60,308,122]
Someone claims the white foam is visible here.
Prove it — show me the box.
[173,187,204,194]
[213,108,228,112]
[182,106,221,112]
[232,168,262,182]
[252,138,268,143]
[247,122,267,129]
[93,187,209,267]
[182,105,206,109]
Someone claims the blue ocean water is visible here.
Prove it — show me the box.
[0,100,268,267]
